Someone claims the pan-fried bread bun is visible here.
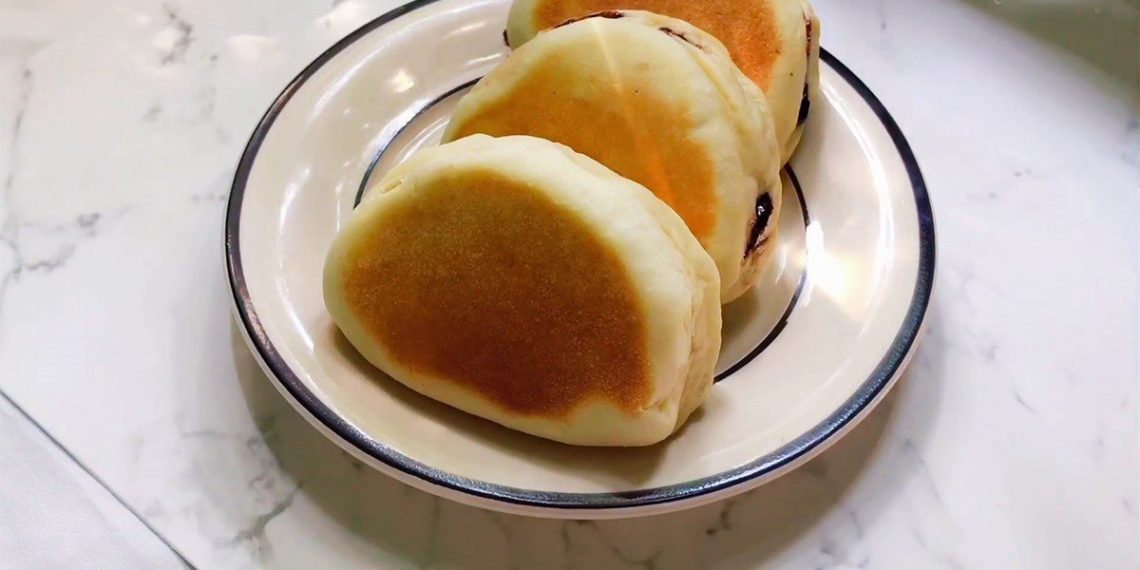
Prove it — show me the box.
[444,12,782,302]
[506,0,821,163]
[324,134,721,446]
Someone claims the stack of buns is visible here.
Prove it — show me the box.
[324,0,820,446]
[506,0,821,163]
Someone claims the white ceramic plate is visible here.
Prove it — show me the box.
[226,0,935,518]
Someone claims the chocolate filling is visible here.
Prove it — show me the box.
[552,14,705,53]
[745,192,774,257]
[797,84,811,126]
[797,18,813,126]
[554,10,625,29]
[659,27,702,50]
[502,29,510,47]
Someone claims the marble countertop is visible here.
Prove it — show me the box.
[1,0,1137,568]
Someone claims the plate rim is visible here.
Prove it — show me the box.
[224,0,936,511]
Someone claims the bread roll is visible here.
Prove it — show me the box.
[506,0,821,162]
[444,12,782,302]
[324,134,721,446]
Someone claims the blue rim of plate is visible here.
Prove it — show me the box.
[225,0,936,511]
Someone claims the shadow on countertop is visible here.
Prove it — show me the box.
[954,0,1139,90]
[228,296,951,569]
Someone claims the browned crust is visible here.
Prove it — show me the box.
[341,169,652,417]
[448,35,719,243]
[534,0,783,89]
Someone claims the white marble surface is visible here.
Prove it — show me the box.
[0,0,1137,568]
[0,395,187,569]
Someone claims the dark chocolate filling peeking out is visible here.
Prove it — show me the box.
[555,10,625,29]
[659,27,703,50]
[552,13,705,53]
[797,84,811,126]
[745,192,774,257]
[797,18,813,126]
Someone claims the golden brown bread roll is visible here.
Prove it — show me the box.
[324,134,721,446]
